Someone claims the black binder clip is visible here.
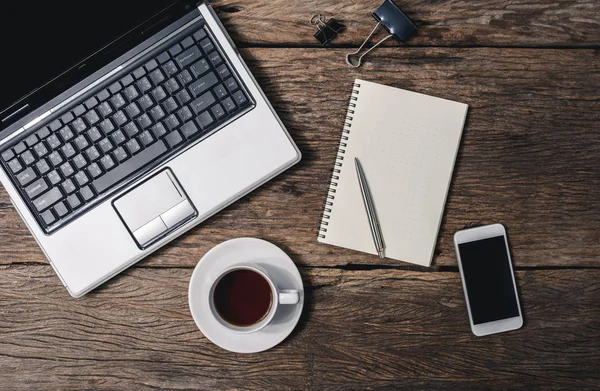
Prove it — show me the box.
[346,0,417,67]
[310,14,344,46]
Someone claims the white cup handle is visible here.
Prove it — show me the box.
[279,290,299,305]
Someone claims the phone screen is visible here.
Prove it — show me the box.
[458,235,519,325]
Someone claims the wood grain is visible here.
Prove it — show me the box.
[0,265,598,390]
[209,0,600,47]
[1,48,598,268]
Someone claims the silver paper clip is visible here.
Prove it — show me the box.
[346,0,418,68]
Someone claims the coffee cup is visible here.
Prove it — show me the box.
[208,265,299,334]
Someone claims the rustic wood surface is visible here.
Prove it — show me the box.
[1,0,599,390]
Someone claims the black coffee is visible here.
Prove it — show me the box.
[214,269,273,327]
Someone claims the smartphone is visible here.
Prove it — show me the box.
[454,224,523,336]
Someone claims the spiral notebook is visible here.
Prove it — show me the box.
[318,79,468,266]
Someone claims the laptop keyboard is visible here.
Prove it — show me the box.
[0,23,253,233]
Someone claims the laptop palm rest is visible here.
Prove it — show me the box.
[113,169,197,249]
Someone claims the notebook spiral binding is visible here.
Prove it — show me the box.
[318,82,361,239]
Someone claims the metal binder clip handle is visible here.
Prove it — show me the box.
[346,0,417,68]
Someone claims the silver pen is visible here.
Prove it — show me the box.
[355,158,386,258]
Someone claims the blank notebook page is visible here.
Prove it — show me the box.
[318,79,468,266]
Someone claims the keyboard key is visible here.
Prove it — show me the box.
[139,94,154,111]
[71,118,87,134]
[67,194,82,210]
[59,126,75,141]
[92,140,168,194]
[88,163,102,178]
[111,130,127,146]
[84,97,99,110]
[75,171,89,186]
[176,90,192,105]
[20,151,36,166]
[165,78,180,94]
[177,46,202,69]
[121,74,134,87]
[61,143,77,159]
[61,112,75,124]
[133,67,146,80]
[181,121,199,139]
[85,109,100,125]
[193,29,207,42]
[25,178,49,199]
[8,159,23,174]
[113,111,128,126]
[137,77,152,93]
[224,78,239,92]
[1,149,14,161]
[163,60,179,76]
[138,131,154,146]
[41,209,56,225]
[145,59,159,71]
[73,104,86,117]
[110,93,127,109]
[113,146,128,163]
[99,138,114,154]
[14,142,27,154]
[137,114,152,129]
[47,134,61,149]
[151,123,167,138]
[208,52,223,67]
[74,135,90,150]
[222,97,236,113]
[189,72,218,98]
[178,70,193,85]
[25,134,39,147]
[80,186,95,201]
[190,59,210,77]
[123,85,139,101]
[33,187,62,212]
[99,119,115,134]
[125,102,141,119]
[61,179,76,196]
[199,38,214,54]
[86,146,101,161]
[163,97,178,113]
[36,127,51,140]
[211,104,226,119]
[233,90,248,106]
[196,111,214,129]
[48,119,62,131]
[181,36,195,49]
[125,139,141,155]
[73,154,87,170]
[124,122,140,138]
[47,170,62,186]
[164,114,180,131]
[100,155,116,171]
[213,84,228,99]
[54,202,69,218]
[17,167,38,186]
[97,102,113,117]
[96,89,111,102]
[150,105,166,122]
[190,92,216,115]
[34,142,49,158]
[168,43,183,57]
[177,106,193,122]
[109,82,122,94]
[152,86,167,102]
[60,162,75,177]
[149,69,166,85]
[157,51,170,64]
[48,151,63,167]
[36,159,51,175]
[216,64,231,80]
[165,131,183,148]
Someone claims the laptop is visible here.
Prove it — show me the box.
[0,1,301,297]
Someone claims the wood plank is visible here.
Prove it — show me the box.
[0,265,598,390]
[0,48,598,269]
[210,0,600,47]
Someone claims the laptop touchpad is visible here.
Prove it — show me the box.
[113,169,197,249]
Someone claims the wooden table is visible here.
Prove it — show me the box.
[1,1,599,389]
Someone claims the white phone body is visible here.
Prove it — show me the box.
[454,224,523,336]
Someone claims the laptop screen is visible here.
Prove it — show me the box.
[1,1,182,120]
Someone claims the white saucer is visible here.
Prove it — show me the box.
[188,238,304,353]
